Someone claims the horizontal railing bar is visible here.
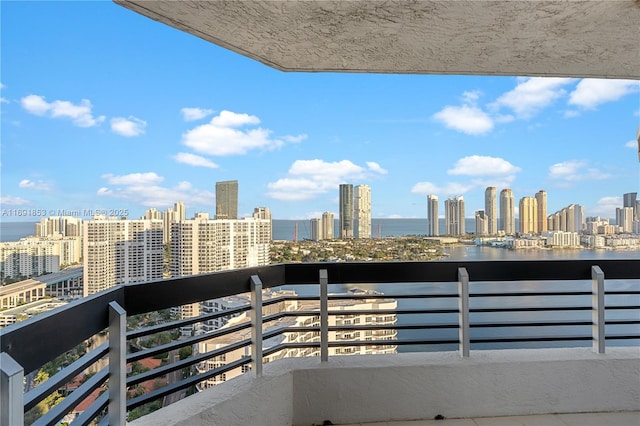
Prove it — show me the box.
[470,292,592,297]
[606,335,640,340]
[32,368,108,426]
[471,336,591,343]
[126,358,249,410]
[128,321,252,362]
[606,320,640,325]
[470,306,591,312]
[127,338,250,387]
[327,293,459,299]
[605,305,640,310]
[24,343,109,411]
[71,391,108,426]
[127,305,250,339]
[471,321,593,328]
[606,291,640,295]
[328,308,459,315]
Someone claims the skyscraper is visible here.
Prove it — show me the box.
[84,216,163,297]
[623,192,638,221]
[519,197,538,235]
[174,201,186,221]
[444,196,465,236]
[354,184,372,238]
[427,195,439,237]
[216,180,238,219]
[535,190,547,233]
[500,189,515,235]
[322,212,335,239]
[475,210,488,236]
[484,187,497,235]
[339,184,354,238]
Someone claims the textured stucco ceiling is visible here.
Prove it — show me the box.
[114,0,640,79]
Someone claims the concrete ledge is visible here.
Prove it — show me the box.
[131,348,640,426]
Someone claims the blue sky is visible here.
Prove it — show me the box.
[1,1,639,221]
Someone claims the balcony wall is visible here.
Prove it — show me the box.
[132,348,640,426]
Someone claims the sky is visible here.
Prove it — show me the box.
[1,1,639,222]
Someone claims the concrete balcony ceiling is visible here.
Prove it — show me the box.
[114,0,640,79]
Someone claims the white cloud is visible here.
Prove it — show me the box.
[182,110,292,156]
[590,196,623,218]
[101,172,163,186]
[548,160,612,182]
[18,179,51,191]
[266,159,386,201]
[173,152,219,169]
[0,97,9,104]
[98,173,214,208]
[20,94,105,127]
[181,107,214,121]
[625,140,638,149]
[211,110,260,127]
[432,105,494,135]
[0,195,30,206]
[447,155,521,177]
[0,83,5,90]
[110,116,146,137]
[569,79,639,109]
[491,77,574,118]
[365,161,388,175]
[410,181,474,196]
[282,134,308,143]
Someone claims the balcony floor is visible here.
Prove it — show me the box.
[339,411,640,426]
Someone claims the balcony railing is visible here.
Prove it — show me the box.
[1,259,639,425]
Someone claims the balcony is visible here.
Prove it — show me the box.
[1,259,639,425]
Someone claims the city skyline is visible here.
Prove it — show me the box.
[1,2,639,222]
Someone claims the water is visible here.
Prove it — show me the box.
[0,221,37,242]
[273,218,479,240]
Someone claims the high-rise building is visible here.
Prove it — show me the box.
[535,190,547,233]
[170,213,272,333]
[215,180,238,219]
[444,196,465,236]
[174,201,186,221]
[427,195,439,237]
[144,208,162,220]
[616,207,634,233]
[500,189,515,235]
[0,236,82,280]
[252,207,272,221]
[170,214,271,277]
[484,187,497,235]
[339,184,354,238]
[83,216,163,297]
[354,184,371,238]
[310,218,321,241]
[475,210,488,236]
[623,192,638,222]
[519,197,538,235]
[322,212,334,240]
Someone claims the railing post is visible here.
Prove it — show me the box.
[319,269,328,362]
[251,275,263,377]
[592,265,605,354]
[458,267,470,358]
[0,352,24,426]
[108,301,126,426]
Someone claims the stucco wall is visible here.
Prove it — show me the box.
[131,348,640,426]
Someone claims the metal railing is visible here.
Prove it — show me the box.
[1,260,639,425]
